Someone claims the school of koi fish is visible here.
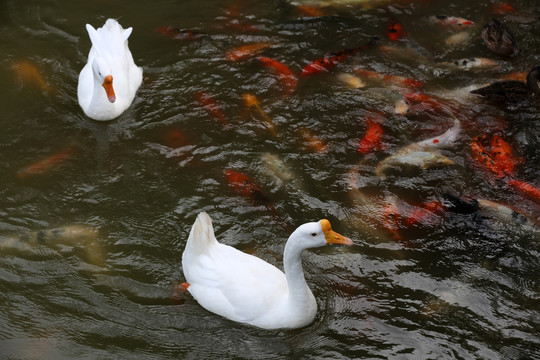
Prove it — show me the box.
[2,0,540,358]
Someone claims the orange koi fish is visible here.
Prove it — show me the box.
[12,59,54,93]
[297,128,328,153]
[224,170,276,212]
[404,201,446,227]
[506,179,540,205]
[470,136,506,179]
[491,2,515,15]
[194,91,229,127]
[296,5,328,17]
[357,113,386,154]
[403,92,445,113]
[489,135,519,176]
[354,68,424,88]
[17,146,74,179]
[225,42,272,61]
[429,15,474,28]
[243,93,278,137]
[387,18,407,41]
[258,56,298,96]
[156,26,205,40]
[470,135,519,179]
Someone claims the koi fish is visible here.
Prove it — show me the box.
[429,15,474,28]
[260,153,303,190]
[387,18,407,41]
[442,57,500,70]
[224,169,276,212]
[156,26,205,40]
[354,68,424,88]
[17,146,75,179]
[445,31,472,45]
[12,59,54,93]
[301,48,361,76]
[404,201,446,227]
[297,127,328,152]
[258,56,298,96]
[506,179,540,205]
[491,2,515,15]
[225,42,273,61]
[403,92,446,113]
[477,199,539,234]
[301,38,376,76]
[357,113,386,154]
[469,135,518,179]
[336,73,366,89]
[394,99,410,115]
[376,117,461,176]
[194,91,229,127]
[242,93,278,137]
[295,5,328,17]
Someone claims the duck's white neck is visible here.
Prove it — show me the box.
[283,238,316,308]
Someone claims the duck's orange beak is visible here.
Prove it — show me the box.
[320,219,353,245]
[102,75,116,103]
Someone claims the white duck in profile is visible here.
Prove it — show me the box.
[182,212,353,329]
[78,19,142,121]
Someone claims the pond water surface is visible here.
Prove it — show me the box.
[1,0,539,359]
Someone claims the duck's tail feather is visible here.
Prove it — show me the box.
[185,212,218,255]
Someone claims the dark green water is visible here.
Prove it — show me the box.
[1,0,539,358]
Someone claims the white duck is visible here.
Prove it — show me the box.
[77,19,143,121]
[182,212,353,329]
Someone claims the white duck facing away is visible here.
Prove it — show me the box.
[78,19,143,121]
[182,212,353,329]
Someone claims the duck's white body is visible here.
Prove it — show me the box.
[78,19,142,121]
[182,212,352,329]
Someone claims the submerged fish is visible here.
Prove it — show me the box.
[354,68,424,88]
[506,179,540,205]
[260,153,303,190]
[469,135,519,179]
[442,57,500,70]
[12,59,54,93]
[336,73,366,89]
[376,117,461,177]
[357,112,386,154]
[429,15,474,28]
[258,56,298,96]
[17,146,75,179]
[156,26,205,40]
[243,93,278,137]
[225,42,273,61]
[297,127,328,152]
[194,91,229,127]
[224,169,276,212]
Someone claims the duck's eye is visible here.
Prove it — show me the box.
[311,232,317,237]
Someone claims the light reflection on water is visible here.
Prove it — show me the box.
[1,0,539,359]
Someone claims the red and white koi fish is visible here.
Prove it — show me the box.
[301,39,376,76]
[357,112,387,154]
[258,57,298,96]
[429,15,474,28]
[194,91,229,127]
[156,27,205,40]
[375,117,461,176]
[224,169,276,212]
[225,42,273,61]
[354,68,424,88]
[404,201,446,227]
[17,146,75,179]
